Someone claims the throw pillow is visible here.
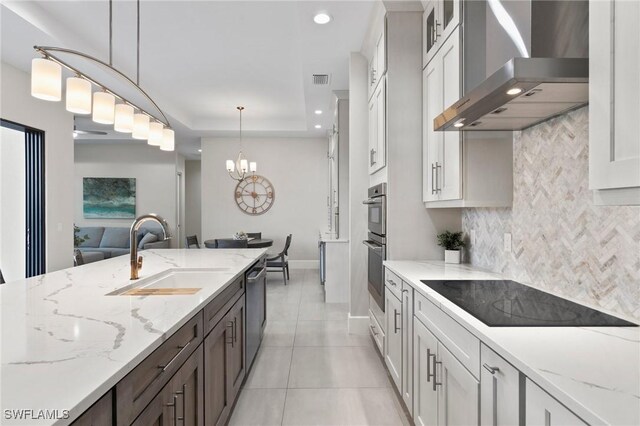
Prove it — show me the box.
[139,232,158,249]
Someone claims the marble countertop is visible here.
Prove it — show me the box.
[0,248,266,425]
[384,260,640,426]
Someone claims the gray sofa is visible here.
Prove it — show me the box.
[76,225,170,263]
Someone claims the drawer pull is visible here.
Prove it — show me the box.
[388,279,397,287]
[158,341,191,373]
[483,363,500,375]
[369,324,379,336]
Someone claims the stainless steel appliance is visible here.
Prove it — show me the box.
[420,280,637,327]
[245,256,267,368]
[434,0,589,131]
[363,183,386,311]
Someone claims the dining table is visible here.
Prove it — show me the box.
[203,238,273,249]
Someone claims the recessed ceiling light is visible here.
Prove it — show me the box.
[453,123,464,128]
[506,87,523,95]
[198,149,202,153]
[315,110,323,115]
[313,13,332,25]
[314,124,322,129]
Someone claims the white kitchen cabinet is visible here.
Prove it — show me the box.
[437,343,479,426]
[369,77,386,175]
[401,282,414,414]
[384,287,402,391]
[413,312,479,426]
[414,318,438,426]
[589,0,640,205]
[526,379,588,426]
[368,22,387,99]
[422,0,461,68]
[480,344,521,426]
[423,30,462,202]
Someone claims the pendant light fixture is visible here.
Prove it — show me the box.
[30,0,174,151]
[114,103,134,132]
[226,106,257,181]
[65,76,92,114]
[31,57,62,101]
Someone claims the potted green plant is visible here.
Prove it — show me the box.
[74,225,89,248]
[437,230,465,264]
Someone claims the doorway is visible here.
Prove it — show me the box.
[0,119,46,280]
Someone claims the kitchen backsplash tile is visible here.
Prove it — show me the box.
[462,107,640,321]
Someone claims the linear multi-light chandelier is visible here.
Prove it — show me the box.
[29,0,174,151]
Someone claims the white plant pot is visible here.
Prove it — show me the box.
[444,250,461,264]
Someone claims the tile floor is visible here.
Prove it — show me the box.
[229,269,411,426]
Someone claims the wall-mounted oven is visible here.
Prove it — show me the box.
[363,183,386,311]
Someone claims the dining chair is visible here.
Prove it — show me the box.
[185,235,200,248]
[214,239,249,248]
[247,232,262,239]
[0,267,5,284]
[73,249,85,266]
[266,234,292,285]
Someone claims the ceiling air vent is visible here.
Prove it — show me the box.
[313,74,330,85]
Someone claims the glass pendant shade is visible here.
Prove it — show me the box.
[132,113,150,139]
[250,162,257,172]
[31,58,62,101]
[240,159,248,172]
[148,122,163,146]
[114,104,134,133]
[92,91,115,124]
[160,128,175,151]
[226,160,235,172]
[65,77,92,114]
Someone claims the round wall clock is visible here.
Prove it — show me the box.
[234,175,275,215]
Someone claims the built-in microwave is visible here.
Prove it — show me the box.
[363,183,386,237]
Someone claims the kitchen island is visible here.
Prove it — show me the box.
[0,248,267,425]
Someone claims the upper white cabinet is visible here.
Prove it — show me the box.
[423,30,462,202]
[422,9,512,208]
[368,24,387,99]
[369,77,386,174]
[422,0,461,68]
[589,0,640,205]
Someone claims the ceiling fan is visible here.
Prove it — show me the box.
[73,126,107,138]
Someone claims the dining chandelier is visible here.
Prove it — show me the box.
[226,106,257,181]
[30,0,174,151]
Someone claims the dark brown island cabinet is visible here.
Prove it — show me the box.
[71,256,265,426]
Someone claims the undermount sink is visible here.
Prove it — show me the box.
[107,268,231,296]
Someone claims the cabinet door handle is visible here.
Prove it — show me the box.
[158,342,191,373]
[371,68,377,85]
[432,356,442,391]
[435,162,442,192]
[394,309,401,333]
[426,348,435,382]
[433,20,441,42]
[165,395,178,425]
[545,409,551,426]
[431,163,437,194]
[492,376,498,426]
[233,316,238,343]
[483,363,500,375]
[370,148,377,166]
[174,383,186,423]
[226,321,234,347]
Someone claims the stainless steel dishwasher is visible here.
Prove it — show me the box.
[245,256,267,369]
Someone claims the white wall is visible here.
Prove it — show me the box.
[74,143,180,246]
[185,160,202,243]
[0,62,74,272]
[201,137,327,264]
[0,126,26,281]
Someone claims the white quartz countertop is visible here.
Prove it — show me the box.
[0,248,266,425]
[384,260,640,426]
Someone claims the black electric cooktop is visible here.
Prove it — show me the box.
[420,280,638,327]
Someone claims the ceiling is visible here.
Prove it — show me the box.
[0,0,376,158]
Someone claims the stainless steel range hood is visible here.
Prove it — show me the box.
[435,0,589,132]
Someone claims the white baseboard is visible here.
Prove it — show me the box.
[288,260,319,269]
[348,315,370,335]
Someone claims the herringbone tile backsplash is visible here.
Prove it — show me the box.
[462,107,640,321]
